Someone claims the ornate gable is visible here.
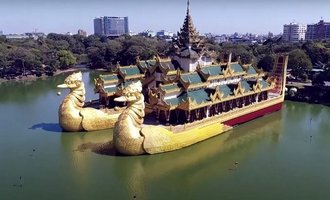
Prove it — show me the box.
[233,82,245,97]
[210,85,224,102]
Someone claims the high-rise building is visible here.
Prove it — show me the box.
[0,30,3,36]
[78,29,87,37]
[93,16,129,36]
[156,30,174,38]
[282,22,306,42]
[306,20,330,40]
[94,18,104,36]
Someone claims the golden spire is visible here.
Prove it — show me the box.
[177,0,200,46]
[171,0,206,60]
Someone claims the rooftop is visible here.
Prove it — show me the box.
[181,72,203,84]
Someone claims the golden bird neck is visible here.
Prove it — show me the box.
[67,84,85,108]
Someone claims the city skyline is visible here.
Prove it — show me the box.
[1,0,330,35]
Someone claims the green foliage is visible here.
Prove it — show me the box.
[0,36,7,43]
[105,40,122,63]
[257,54,275,72]
[122,46,144,64]
[302,41,330,65]
[323,63,330,81]
[274,43,299,54]
[156,40,171,57]
[312,73,325,86]
[87,47,106,69]
[0,52,8,77]
[83,35,103,48]
[206,43,221,53]
[239,51,254,65]
[220,44,253,64]
[57,50,76,69]
[2,32,330,84]
[288,49,312,79]
[117,36,163,65]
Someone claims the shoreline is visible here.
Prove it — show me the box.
[0,67,87,84]
[285,96,330,106]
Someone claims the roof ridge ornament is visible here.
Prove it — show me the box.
[155,54,161,63]
[135,56,140,64]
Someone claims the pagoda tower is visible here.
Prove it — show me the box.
[171,0,212,72]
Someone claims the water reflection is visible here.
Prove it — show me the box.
[119,112,283,198]
[0,75,65,103]
[3,70,330,199]
[88,70,103,84]
[29,123,62,133]
[60,111,283,198]
[0,70,99,104]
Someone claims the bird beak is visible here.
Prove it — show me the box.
[114,95,137,102]
[114,96,128,102]
[57,83,69,89]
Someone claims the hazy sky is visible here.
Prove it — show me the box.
[0,0,330,35]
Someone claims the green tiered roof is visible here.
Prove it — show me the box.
[164,88,210,106]
[100,74,119,82]
[104,86,117,93]
[260,79,270,89]
[187,89,210,104]
[147,60,156,66]
[123,80,135,87]
[181,72,203,84]
[165,96,184,106]
[201,65,223,76]
[138,61,149,69]
[241,80,252,92]
[160,83,181,92]
[230,63,244,73]
[246,65,257,75]
[219,85,233,98]
[161,61,175,70]
[139,60,156,70]
[94,0,278,115]
[119,66,142,76]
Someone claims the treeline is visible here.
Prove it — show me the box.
[0,34,171,79]
[1,33,330,85]
[207,37,330,84]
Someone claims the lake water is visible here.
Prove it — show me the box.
[1,71,330,200]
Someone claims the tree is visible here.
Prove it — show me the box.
[239,51,254,64]
[86,47,106,69]
[105,40,122,63]
[121,45,144,65]
[7,47,37,74]
[323,62,330,81]
[262,36,282,54]
[221,44,254,63]
[257,54,275,72]
[274,43,299,54]
[84,35,103,48]
[156,40,171,57]
[0,52,8,77]
[312,73,325,86]
[54,40,70,51]
[288,49,312,80]
[57,50,76,69]
[249,43,259,57]
[302,41,330,65]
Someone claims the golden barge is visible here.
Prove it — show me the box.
[57,0,287,155]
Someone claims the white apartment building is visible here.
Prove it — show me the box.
[283,22,307,42]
